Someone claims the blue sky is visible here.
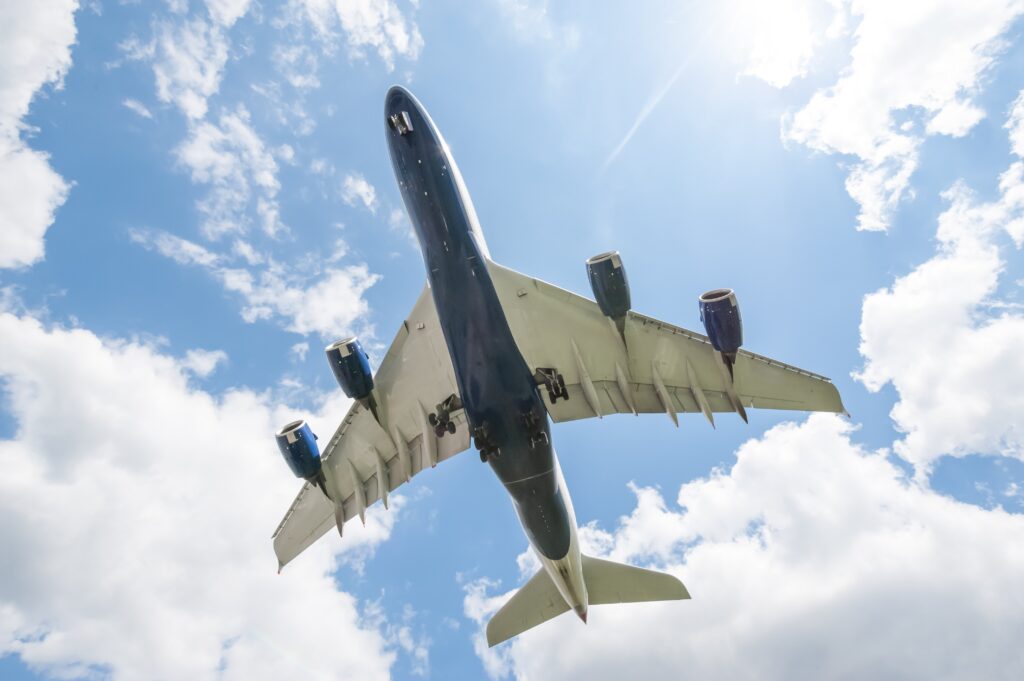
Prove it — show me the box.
[2,1,1024,680]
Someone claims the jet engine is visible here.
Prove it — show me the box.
[698,288,742,358]
[325,336,381,422]
[275,419,322,482]
[586,251,631,326]
[325,336,374,400]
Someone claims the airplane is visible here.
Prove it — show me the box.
[272,86,846,646]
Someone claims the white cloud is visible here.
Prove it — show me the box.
[751,0,1024,231]
[122,1,253,120]
[176,105,285,238]
[0,310,405,680]
[854,94,1024,475]
[250,80,317,136]
[288,0,424,70]
[926,99,986,137]
[341,172,378,213]
[273,43,320,90]
[1007,89,1024,158]
[290,341,310,361]
[467,415,1024,680]
[132,229,380,339]
[182,348,228,376]
[856,162,1024,475]
[0,140,71,270]
[725,0,842,88]
[0,1,78,269]
[147,17,230,120]
[222,263,380,339]
[232,238,264,265]
[205,0,252,28]
[122,97,154,119]
[130,228,221,266]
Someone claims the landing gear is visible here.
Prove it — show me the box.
[429,394,462,438]
[534,368,569,403]
[473,422,500,463]
[522,410,549,450]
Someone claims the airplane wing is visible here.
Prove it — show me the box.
[487,261,845,424]
[272,285,470,570]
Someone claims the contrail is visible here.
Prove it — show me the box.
[601,56,693,173]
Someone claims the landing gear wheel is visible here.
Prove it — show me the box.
[534,367,570,404]
[428,413,438,427]
[434,424,446,438]
[446,421,456,435]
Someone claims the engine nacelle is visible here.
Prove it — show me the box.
[699,288,743,356]
[586,251,631,321]
[275,420,322,481]
[325,336,374,400]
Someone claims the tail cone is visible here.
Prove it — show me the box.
[574,605,588,624]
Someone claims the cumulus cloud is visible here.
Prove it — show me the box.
[0,1,77,269]
[221,262,379,338]
[176,105,285,238]
[131,229,380,339]
[856,102,1024,474]
[0,310,405,680]
[288,0,424,70]
[341,172,379,213]
[743,0,1024,231]
[467,415,1024,680]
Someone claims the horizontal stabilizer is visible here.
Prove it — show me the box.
[582,554,689,605]
[486,566,569,647]
[486,556,689,647]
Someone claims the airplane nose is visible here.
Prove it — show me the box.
[573,605,588,624]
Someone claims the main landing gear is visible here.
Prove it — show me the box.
[429,394,461,438]
[534,368,569,403]
[473,422,500,463]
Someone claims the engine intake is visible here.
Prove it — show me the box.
[699,288,743,356]
[325,337,374,401]
[586,251,631,321]
[275,420,322,481]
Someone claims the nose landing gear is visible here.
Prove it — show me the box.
[522,410,549,449]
